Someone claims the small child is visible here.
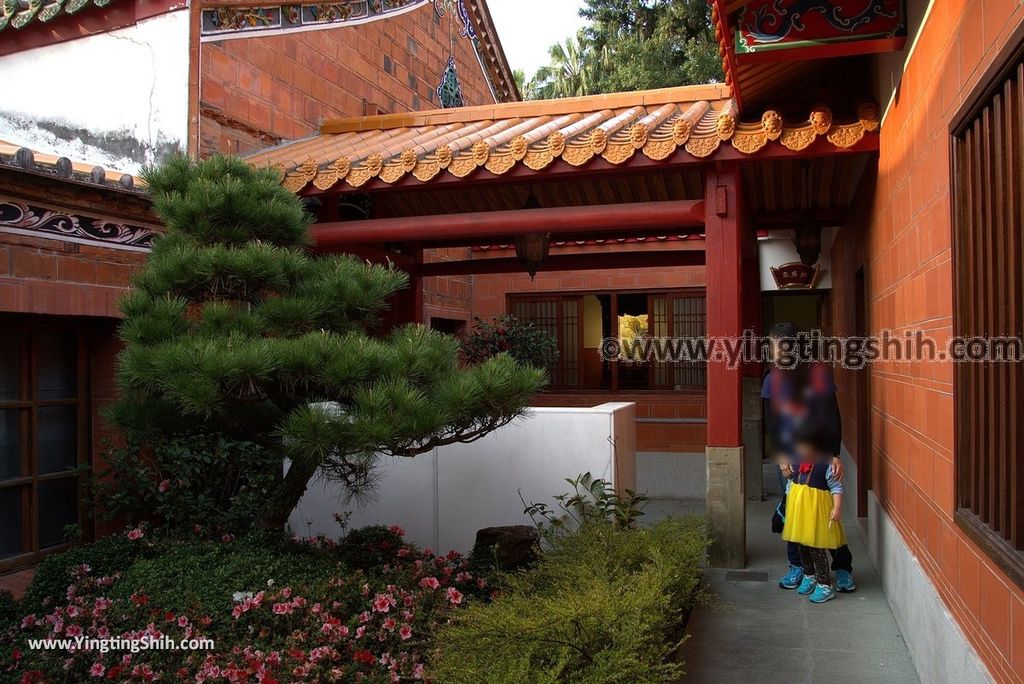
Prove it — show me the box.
[782,419,846,604]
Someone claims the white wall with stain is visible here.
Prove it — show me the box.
[0,9,190,172]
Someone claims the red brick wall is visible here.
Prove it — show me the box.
[0,233,145,318]
[831,3,1024,680]
[199,4,498,156]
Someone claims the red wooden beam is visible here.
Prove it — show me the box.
[311,200,706,249]
[419,249,705,277]
[705,163,745,449]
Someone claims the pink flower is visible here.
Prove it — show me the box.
[177,615,189,628]
[399,624,412,640]
[158,479,170,493]
[66,605,79,617]
[418,577,440,590]
[271,603,293,615]
[127,527,144,541]
[446,587,463,605]
[355,626,366,639]
[66,624,83,637]
[359,611,371,623]
[372,593,394,613]
[382,617,396,631]
[388,525,406,537]
[90,663,105,677]
[20,614,36,629]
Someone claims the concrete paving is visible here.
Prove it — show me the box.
[668,465,920,684]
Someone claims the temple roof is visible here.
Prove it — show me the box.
[0,141,144,191]
[247,84,880,194]
[0,0,116,32]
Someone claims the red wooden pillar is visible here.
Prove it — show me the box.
[704,162,746,568]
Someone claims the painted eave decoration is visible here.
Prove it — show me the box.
[0,0,116,32]
[734,0,906,58]
[243,85,881,194]
[201,0,426,38]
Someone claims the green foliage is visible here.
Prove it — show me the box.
[461,315,559,375]
[432,517,707,683]
[0,591,17,631]
[110,532,340,624]
[95,435,282,535]
[109,155,544,529]
[523,0,722,99]
[524,472,648,538]
[20,533,154,616]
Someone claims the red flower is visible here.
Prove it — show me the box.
[352,649,376,665]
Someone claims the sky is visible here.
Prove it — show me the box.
[487,0,588,78]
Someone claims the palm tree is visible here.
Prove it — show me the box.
[530,31,601,100]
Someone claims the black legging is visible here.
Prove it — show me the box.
[798,545,832,585]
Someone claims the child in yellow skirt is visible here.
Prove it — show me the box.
[783,421,846,603]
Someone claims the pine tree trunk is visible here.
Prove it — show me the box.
[259,457,320,530]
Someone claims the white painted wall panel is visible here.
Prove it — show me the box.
[290,403,637,553]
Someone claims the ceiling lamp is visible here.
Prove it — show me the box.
[514,190,549,280]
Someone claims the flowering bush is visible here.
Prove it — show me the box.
[94,434,281,536]
[460,315,559,374]
[1,525,488,683]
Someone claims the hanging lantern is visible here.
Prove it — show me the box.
[514,233,550,280]
[514,190,548,280]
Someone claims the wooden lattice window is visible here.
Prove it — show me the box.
[950,31,1024,587]
[0,318,89,572]
[510,295,581,388]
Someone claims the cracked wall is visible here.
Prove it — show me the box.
[0,10,189,173]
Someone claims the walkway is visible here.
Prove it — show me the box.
[675,465,920,684]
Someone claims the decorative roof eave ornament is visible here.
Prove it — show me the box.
[199,0,429,39]
[1,0,114,32]
[265,96,880,194]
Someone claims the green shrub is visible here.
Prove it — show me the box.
[432,517,706,683]
[461,314,559,372]
[94,434,282,535]
[0,591,17,631]
[20,531,154,616]
[109,531,341,624]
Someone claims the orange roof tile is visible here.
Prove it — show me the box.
[245,84,880,193]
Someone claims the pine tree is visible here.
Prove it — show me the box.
[108,155,545,529]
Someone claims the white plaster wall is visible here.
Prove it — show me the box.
[0,9,190,172]
[290,403,637,553]
[758,226,838,291]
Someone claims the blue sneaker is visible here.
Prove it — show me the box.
[809,583,837,603]
[835,569,856,593]
[797,575,817,595]
[779,565,804,589]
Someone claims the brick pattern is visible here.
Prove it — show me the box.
[831,3,1024,681]
[199,5,496,156]
[0,232,145,318]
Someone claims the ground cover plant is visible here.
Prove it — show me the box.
[1,525,488,683]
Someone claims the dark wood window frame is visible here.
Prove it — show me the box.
[507,287,707,392]
[0,316,92,573]
[949,24,1024,588]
